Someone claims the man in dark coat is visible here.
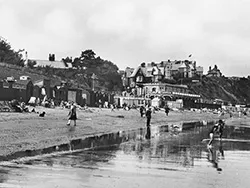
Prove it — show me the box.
[145,107,152,127]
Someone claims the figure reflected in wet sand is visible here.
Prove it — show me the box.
[207,141,224,172]
[145,126,151,139]
[145,107,152,127]
[145,107,152,139]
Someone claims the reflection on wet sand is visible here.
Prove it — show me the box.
[207,141,224,172]
[1,123,250,187]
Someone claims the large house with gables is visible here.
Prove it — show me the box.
[119,61,202,108]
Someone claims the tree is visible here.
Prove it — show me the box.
[27,60,37,68]
[72,57,81,68]
[80,49,96,60]
[0,37,24,66]
[62,56,72,63]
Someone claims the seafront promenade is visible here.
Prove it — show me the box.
[0,106,238,157]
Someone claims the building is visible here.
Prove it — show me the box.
[196,66,204,76]
[28,54,72,69]
[122,67,135,88]
[143,83,189,97]
[118,61,202,108]
[0,78,33,103]
[207,65,222,77]
[33,78,52,99]
[30,59,72,69]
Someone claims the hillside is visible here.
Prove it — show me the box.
[0,63,88,88]
[1,62,250,105]
[0,38,122,91]
[188,76,250,105]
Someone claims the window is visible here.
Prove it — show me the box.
[136,76,143,82]
[152,87,156,92]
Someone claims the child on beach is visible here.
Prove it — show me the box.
[208,119,225,146]
[67,103,77,126]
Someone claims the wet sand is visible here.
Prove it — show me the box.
[1,123,250,188]
[0,106,245,157]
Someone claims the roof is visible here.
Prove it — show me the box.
[171,62,182,70]
[125,67,134,77]
[179,63,187,69]
[129,66,147,78]
[151,66,163,76]
[30,59,73,69]
[33,79,49,87]
[13,80,32,89]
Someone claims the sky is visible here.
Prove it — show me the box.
[0,0,250,77]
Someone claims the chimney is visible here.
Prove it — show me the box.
[52,54,55,61]
[24,51,28,67]
[49,54,55,61]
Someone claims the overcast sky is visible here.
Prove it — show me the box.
[1,0,250,76]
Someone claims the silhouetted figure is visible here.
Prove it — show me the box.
[67,104,77,126]
[164,105,170,116]
[39,111,46,117]
[139,106,145,117]
[145,107,152,127]
[208,119,225,146]
[145,126,151,139]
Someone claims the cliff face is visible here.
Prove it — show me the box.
[188,77,250,104]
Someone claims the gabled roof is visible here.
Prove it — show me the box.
[30,59,72,69]
[179,63,187,69]
[151,66,163,76]
[129,66,147,78]
[124,67,134,77]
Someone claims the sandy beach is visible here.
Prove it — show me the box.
[0,106,242,157]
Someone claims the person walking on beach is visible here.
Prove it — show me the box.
[164,104,170,116]
[208,119,225,146]
[139,106,145,117]
[145,107,152,127]
[67,103,77,126]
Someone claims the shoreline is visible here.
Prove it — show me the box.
[0,106,246,159]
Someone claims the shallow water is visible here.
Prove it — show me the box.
[1,122,250,188]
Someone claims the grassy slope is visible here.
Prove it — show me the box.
[0,63,58,83]
[188,77,250,104]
